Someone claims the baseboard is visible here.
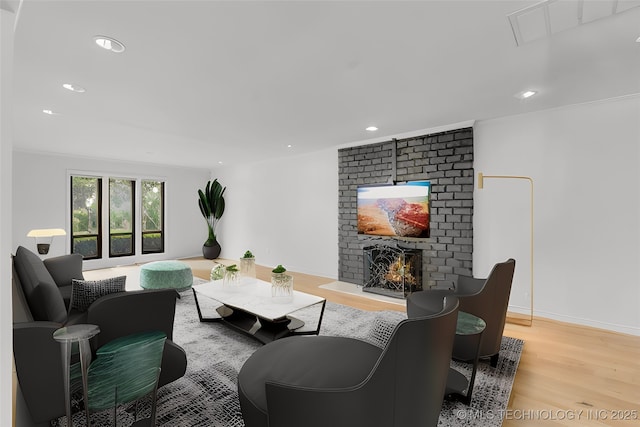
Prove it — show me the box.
[532,310,640,337]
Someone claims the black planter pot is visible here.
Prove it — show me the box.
[202,242,222,259]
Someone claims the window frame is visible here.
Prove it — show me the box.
[68,171,166,260]
[141,180,165,254]
[109,177,136,258]
[70,175,103,260]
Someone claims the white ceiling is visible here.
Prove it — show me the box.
[8,0,640,169]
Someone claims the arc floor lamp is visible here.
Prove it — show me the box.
[477,173,534,326]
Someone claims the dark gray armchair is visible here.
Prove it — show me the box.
[410,258,516,367]
[237,296,459,427]
[12,245,187,425]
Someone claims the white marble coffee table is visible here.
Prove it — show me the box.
[192,279,326,343]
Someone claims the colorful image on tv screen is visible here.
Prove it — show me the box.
[357,181,430,238]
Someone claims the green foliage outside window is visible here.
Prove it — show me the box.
[71,176,164,257]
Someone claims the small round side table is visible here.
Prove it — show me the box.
[446,311,486,404]
[53,324,100,426]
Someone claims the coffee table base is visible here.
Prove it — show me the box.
[193,288,326,344]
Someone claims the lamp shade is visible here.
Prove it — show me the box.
[27,228,67,238]
[27,229,66,254]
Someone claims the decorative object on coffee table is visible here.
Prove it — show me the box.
[223,264,240,289]
[271,264,293,302]
[140,260,193,291]
[210,263,225,281]
[240,250,256,284]
[197,179,226,259]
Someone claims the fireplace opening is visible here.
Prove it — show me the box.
[363,244,423,299]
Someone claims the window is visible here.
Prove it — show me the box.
[71,176,102,259]
[70,174,165,259]
[109,178,135,257]
[141,180,164,253]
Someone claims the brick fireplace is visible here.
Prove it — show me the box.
[338,127,474,290]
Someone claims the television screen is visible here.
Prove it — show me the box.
[357,181,430,238]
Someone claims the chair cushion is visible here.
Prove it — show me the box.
[44,253,84,309]
[70,276,126,312]
[13,246,67,323]
[238,336,381,414]
[44,253,84,287]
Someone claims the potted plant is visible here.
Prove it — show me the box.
[210,263,225,281]
[223,264,240,288]
[271,264,293,301]
[240,250,256,281]
[198,179,226,259]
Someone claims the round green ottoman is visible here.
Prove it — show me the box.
[140,261,193,291]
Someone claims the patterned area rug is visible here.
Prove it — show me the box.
[56,289,523,426]
[155,291,523,427]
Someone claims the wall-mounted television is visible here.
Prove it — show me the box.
[357,181,431,238]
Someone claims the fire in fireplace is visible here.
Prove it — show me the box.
[363,245,423,299]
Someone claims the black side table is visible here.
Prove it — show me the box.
[53,324,100,426]
[446,311,486,404]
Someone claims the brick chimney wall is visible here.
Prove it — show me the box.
[338,127,474,289]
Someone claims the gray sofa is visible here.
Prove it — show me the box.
[12,245,188,425]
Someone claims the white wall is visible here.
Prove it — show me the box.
[12,151,211,269]
[214,96,640,336]
[474,95,640,335]
[1,7,15,427]
[215,148,338,278]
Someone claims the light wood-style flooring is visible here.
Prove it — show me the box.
[186,259,640,427]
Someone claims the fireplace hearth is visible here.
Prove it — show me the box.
[363,245,423,299]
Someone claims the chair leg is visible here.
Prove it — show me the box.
[490,353,499,367]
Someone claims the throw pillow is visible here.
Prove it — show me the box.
[70,276,127,312]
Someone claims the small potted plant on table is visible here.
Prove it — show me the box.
[271,264,293,302]
[240,250,256,283]
[223,264,240,288]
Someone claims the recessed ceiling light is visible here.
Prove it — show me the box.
[94,36,126,53]
[636,36,640,43]
[366,126,378,132]
[287,144,293,148]
[218,161,223,164]
[62,83,85,93]
[42,109,59,115]
[515,90,537,100]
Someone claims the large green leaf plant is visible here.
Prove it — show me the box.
[198,179,226,247]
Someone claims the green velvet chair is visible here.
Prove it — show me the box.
[12,245,187,425]
[86,330,167,426]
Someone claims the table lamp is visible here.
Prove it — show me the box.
[27,228,67,254]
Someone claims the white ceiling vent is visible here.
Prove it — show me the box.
[508,0,640,46]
